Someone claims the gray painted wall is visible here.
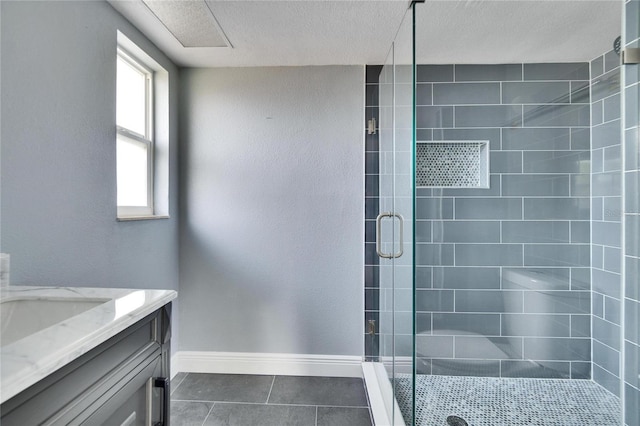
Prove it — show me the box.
[0,1,180,343]
[179,66,364,355]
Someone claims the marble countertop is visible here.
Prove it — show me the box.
[0,286,177,404]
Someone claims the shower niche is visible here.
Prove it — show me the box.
[416,141,489,188]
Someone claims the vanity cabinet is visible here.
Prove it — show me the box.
[1,304,172,426]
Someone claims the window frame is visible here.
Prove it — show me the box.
[116,47,155,218]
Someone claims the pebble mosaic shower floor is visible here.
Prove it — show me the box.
[393,374,621,426]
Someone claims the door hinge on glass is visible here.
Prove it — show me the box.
[623,48,640,65]
[368,320,376,336]
[367,118,377,135]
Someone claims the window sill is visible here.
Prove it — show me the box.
[117,215,170,222]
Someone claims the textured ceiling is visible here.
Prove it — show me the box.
[108,0,622,68]
[109,0,411,67]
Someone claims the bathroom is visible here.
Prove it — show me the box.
[1,1,638,425]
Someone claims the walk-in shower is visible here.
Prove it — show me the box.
[363,1,640,425]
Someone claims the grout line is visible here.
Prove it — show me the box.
[265,375,276,404]
[171,373,188,396]
[173,399,370,409]
[200,402,216,426]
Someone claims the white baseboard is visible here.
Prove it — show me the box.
[170,353,180,380]
[172,351,363,378]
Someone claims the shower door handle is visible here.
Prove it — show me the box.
[375,212,404,259]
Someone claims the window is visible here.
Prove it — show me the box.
[116,32,169,220]
[117,49,154,217]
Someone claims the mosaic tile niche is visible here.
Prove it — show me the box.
[416,141,489,188]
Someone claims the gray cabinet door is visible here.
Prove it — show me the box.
[80,354,162,426]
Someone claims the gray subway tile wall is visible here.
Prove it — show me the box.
[490,151,523,173]
[454,64,522,82]
[523,151,589,174]
[415,335,454,358]
[523,290,590,314]
[364,65,382,360]
[571,81,591,104]
[454,336,523,359]
[623,1,640,423]
[523,337,591,361]
[431,359,501,377]
[415,62,592,380]
[591,50,624,399]
[626,170,639,212]
[593,268,622,299]
[501,314,571,337]
[500,360,571,378]
[433,221,500,243]
[594,364,622,397]
[433,83,501,105]
[454,105,522,127]
[627,256,640,301]
[433,313,501,336]
[454,198,522,220]
[571,314,591,337]
[415,289,454,312]
[416,106,454,128]
[501,175,570,196]
[502,221,570,243]
[417,65,454,82]
[453,290,523,313]
[364,43,638,426]
[502,128,571,150]
[502,82,571,104]
[523,63,590,80]
[433,267,501,289]
[523,244,590,267]
[592,120,621,149]
[523,198,589,220]
[522,104,590,127]
[625,340,640,389]
[454,244,524,266]
[570,129,591,150]
[502,268,571,290]
[435,128,501,146]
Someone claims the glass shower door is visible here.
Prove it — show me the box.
[373,7,415,426]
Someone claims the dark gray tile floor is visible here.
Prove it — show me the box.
[170,373,373,426]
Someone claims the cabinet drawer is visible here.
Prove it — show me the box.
[74,354,162,426]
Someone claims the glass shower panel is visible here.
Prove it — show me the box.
[412,1,604,379]
[375,7,415,426]
[407,1,625,425]
[622,1,640,424]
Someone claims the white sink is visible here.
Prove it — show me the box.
[0,298,109,347]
